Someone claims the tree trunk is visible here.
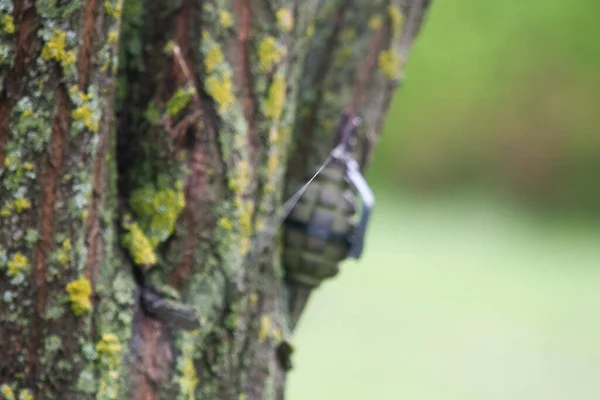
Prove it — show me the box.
[0,0,431,399]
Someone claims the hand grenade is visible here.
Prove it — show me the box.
[283,114,375,288]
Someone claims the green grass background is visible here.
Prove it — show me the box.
[286,1,600,398]
[287,191,600,399]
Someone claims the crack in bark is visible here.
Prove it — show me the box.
[83,1,112,297]
[233,0,262,198]
[133,311,173,400]
[233,0,255,136]
[30,80,70,379]
[167,0,216,289]
[84,122,108,295]
[78,0,99,89]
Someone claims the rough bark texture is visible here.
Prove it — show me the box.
[0,0,431,399]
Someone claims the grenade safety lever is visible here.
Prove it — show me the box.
[283,113,375,287]
[328,113,375,258]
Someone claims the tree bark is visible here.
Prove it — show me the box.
[0,0,431,399]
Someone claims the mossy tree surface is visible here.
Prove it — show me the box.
[0,0,431,399]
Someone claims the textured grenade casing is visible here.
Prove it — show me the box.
[283,160,358,287]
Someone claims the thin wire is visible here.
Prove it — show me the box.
[253,153,334,255]
[280,154,333,222]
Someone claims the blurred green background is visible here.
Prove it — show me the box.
[373,0,600,214]
[288,1,600,399]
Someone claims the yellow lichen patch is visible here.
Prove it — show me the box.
[56,239,71,266]
[104,0,122,18]
[96,333,122,363]
[205,45,225,73]
[1,384,14,400]
[266,153,278,177]
[263,125,287,194]
[163,40,175,54]
[56,251,69,267]
[249,292,258,305]
[229,160,250,193]
[3,153,17,168]
[7,252,29,277]
[2,14,15,34]
[0,202,14,217]
[96,333,122,400]
[258,315,270,342]
[107,30,119,44]
[378,49,402,79]
[276,8,294,32]
[258,36,286,72]
[181,359,197,399]
[205,74,234,113]
[122,222,157,265]
[14,197,31,213]
[72,104,99,133]
[148,188,185,242]
[129,184,186,249]
[66,277,92,316]
[178,331,199,400]
[368,14,383,31]
[18,389,33,400]
[68,84,78,95]
[165,86,196,116]
[100,58,110,73]
[41,30,76,67]
[23,162,34,171]
[263,73,286,121]
[388,4,405,37]
[218,217,233,231]
[69,85,93,102]
[238,201,254,237]
[219,10,233,28]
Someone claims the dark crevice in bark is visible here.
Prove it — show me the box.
[168,0,209,289]
[116,0,167,198]
[0,1,40,167]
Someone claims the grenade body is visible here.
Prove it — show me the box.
[283,161,357,287]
